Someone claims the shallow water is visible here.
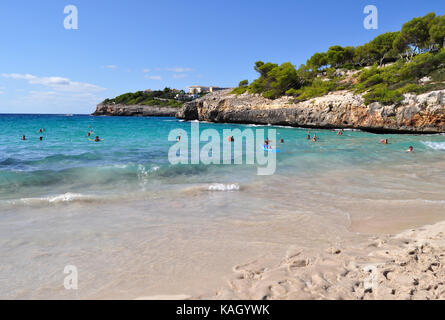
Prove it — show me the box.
[1,114,445,299]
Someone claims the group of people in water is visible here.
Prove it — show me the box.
[304,129,413,152]
[22,126,415,152]
[21,128,46,141]
[177,129,415,152]
[87,129,102,142]
[378,136,413,152]
[21,127,103,142]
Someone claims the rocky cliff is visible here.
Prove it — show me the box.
[176,89,445,133]
[92,103,178,117]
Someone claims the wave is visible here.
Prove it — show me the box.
[208,183,240,191]
[0,152,103,168]
[6,192,96,206]
[422,141,445,150]
[2,182,242,209]
[0,162,221,203]
[0,163,155,195]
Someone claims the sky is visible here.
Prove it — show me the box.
[0,0,443,114]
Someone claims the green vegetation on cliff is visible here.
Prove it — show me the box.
[233,13,445,105]
[102,87,185,108]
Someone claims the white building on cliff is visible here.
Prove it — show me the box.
[187,86,228,94]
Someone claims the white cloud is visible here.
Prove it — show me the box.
[0,91,4,95]
[142,69,151,73]
[102,65,118,70]
[2,73,106,93]
[166,67,194,73]
[145,75,162,80]
[28,90,102,102]
[11,90,105,110]
[1,73,107,113]
[172,73,188,79]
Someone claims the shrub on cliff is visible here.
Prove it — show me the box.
[232,13,445,105]
[101,88,185,107]
[232,61,302,99]
[356,49,445,105]
[290,79,341,101]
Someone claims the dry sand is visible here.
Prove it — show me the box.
[197,220,445,300]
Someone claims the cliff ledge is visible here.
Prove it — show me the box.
[176,89,445,133]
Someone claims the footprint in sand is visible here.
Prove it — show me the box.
[327,247,342,255]
[288,259,310,273]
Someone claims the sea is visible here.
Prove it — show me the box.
[1,114,445,299]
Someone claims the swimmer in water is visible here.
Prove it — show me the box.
[337,130,343,136]
[280,138,284,143]
[177,136,181,142]
[379,138,389,144]
[94,136,101,142]
[22,135,26,141]
[39,136,43,141]
[312,134,317,142]
[406,146,413,152]
[307,131,311,140]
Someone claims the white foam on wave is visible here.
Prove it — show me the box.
[47,193,89,203]
[207,183,240,191]
[245,124,264,127]
[422,141,445,150]
[137,165,161,190]
[11,192,92,206]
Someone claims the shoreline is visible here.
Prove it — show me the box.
[3,114,445,300]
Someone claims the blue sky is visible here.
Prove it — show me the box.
[0,0,443,114]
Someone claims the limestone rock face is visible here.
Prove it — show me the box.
[176,89,445,133]
[92,103,178,117]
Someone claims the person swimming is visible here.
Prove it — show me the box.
[280,138,284,143]
[312,134,318,142]
[39,136,43,141]
[307,131,311,140]
[406,146,413,152]
[337,130,343,136]
[265,138,270,146]
[379,138,389,144]
[177,135,181,142]
[94,136,101,142]
[21,135,26,141]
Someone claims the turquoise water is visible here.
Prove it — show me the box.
[2,114,445,299]
[2,114,445,202]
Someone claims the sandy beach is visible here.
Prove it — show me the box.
[3,116,445,300]
[198,220,445,300]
